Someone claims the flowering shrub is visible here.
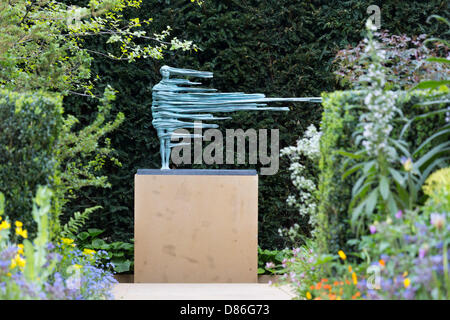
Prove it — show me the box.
[267,242,363,300]
[280,125,321,240]
[306,251,361,300]
[0,187,117,300]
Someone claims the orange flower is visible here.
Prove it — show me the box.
[348,265,353,273]
[321,278,329,283]
[379,259,386,267]
[310,285,315,290]
[328,294,337,300]
[333,281,340,286]
[345,279,351,285]
[323,284,332,290]
[315,283,322,290]
[314,297,322,300]
[351,292,361,300]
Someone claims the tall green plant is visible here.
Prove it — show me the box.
[342,19,449,234]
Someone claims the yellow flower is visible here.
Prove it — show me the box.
[17,244,24,255]
[404,278,410,288]
[306,291,312,300]
[62,238,74,246]
[16,255,26,268]
[83,248,96,256]
[73,264,82,270]
[348,265,353,273]
[338,250,347,260]
[402,271,408,278]
[15,227,27,239]
[10,254,26,269]
[0,220,10,231]
[352,272,358,285]
[14,221,23,228]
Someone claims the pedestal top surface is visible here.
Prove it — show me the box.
[136,169,257,176]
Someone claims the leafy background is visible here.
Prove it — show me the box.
[62,0,448,249]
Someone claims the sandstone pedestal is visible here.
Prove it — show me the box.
[134,169,258,283]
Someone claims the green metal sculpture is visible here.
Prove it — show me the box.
[152,65,321,169]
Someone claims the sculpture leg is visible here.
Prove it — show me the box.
[157,129,168,170]
[159,128,171,170]
[163,136,171,169]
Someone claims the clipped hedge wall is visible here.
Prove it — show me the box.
[64,0,448,248]
[0,90,63,235]
[318,90,447,254]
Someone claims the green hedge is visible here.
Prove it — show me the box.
[318,90,447,253]
[63,0,448,248]
[0,90,63,235]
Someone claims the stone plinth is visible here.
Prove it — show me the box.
[134,169,258,283]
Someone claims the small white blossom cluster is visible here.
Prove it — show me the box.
[358,20,400,161]
[281,125,321,231]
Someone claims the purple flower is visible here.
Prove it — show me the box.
[419,248,427,259]
[395,210,403,219]
[369,225,377,234]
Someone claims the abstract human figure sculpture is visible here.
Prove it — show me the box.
[152,65,321,169]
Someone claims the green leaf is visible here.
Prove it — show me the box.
[113,252,125,257]
[91,239,106,248]
[77,231,90,241]
[365,188,378,216]
[379,242,390,252]
[23,239,35,282]
[387,195,398,215]
[379,176,389,200]
[426,57,450,64]
[413,124,450,156]
[87,228,104,238]
[342,163,364,180]
[363,160,376,174]
[412,80,450,90]
[415,141,450,169]
[388,168,405,187]
[336,150,363,159]
[258,268,266,274]
[112,260,131,273]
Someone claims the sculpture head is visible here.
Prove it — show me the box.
[160,65,213,80]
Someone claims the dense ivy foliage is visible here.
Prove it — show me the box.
[0,90,63,235]
[63,0,448,248]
